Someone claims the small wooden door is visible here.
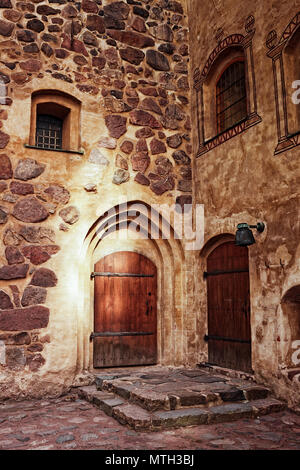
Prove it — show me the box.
[93,251,157,368]
[206,241,252,372]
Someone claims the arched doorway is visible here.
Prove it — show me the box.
[92,251,157,368]
[206,241,252,372]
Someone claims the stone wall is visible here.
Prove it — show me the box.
[188,0,300,409]
[0,0,193,398]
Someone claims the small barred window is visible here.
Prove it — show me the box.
[216,60,247,134]
[35,114,63,150]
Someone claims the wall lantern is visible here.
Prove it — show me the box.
[235,222,265,247]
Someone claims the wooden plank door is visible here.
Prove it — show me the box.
[206,241,252,372]
[93,251,157,368]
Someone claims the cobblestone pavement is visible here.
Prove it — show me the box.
[0,394,299,450]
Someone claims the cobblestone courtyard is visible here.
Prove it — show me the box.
[0,394,299,450]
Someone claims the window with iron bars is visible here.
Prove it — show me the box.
[35,114,63,150]
[216,60,247,134]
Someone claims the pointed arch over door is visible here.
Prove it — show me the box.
[93,251,157,368]
[206,241,252,372]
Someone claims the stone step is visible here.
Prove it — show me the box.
[153,398,286,429]
[96,376,270,412]
[77,386,285,431]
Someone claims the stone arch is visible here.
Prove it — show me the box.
[75,199,187,373]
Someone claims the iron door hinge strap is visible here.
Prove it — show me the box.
[90,331,154,340]
[91,272,154,279]
[203,268,249,279]
[204,334,251,344]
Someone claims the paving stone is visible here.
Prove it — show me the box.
[36,429,57,437]
[55,434,75,444]
[81,433,98,441]
[99,428,120,434]
[68,417,87,424]
[258,432,283,442]
[8,413,28,422]
[11,433,30,442]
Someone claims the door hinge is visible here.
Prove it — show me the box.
[91,272,154,279]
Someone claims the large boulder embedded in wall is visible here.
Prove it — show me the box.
[19,225,55,244]
[0,290,13,310]
[0,19,14,37]
[115,154,128,170]
[0,264,29,280]
[0,206,8,224]
[105,115,127,138]
[131,152,150,173]
[167,134,182,149]
[59,205,80,225]
[30,268,58,288]
[5,246,25,265]
[150,175,175,195]
[44,185,70,205]
[0,0,13,8]
[98,136,117,149]
[146,49,170,71]
[0,154,12,179]
[21,245,60,265]
[172,150,191,165]
[89,148,109,166]
[129,110,161,129]
[103,1,130,19]
[0,305,50,331]
[112,168,130,185]
[14,158,45,181]
[12,196,49,223]
[120,46,145,65]
[21,286,47,307]
[107,30,154,48]
[10,181,34,195]
[150,24,174,42]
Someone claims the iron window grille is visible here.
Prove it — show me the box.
[35,114,63,150]
[216,60,247,134]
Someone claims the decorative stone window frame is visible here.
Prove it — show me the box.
[26,90,83,154]
[266,11,300,155]
[193,16,262,158]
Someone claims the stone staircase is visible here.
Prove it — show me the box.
[77,368,286,431]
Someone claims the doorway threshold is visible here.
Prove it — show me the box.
[197,362,255,382]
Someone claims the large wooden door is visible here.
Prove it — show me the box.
[206,241,252,372]
[93,251,157,368]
